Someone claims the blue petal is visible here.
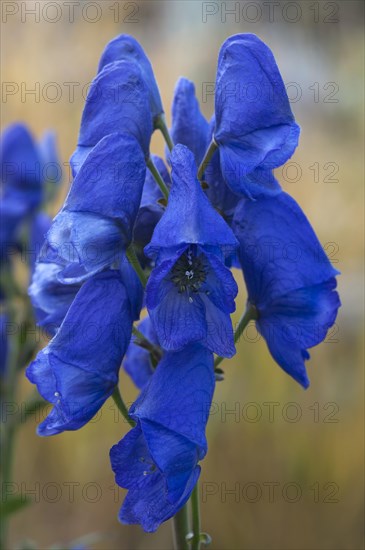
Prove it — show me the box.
[29,261,81,335]
[48,210,125,283]
[257,279,340,388]
[200,251,238,357]
[38,130,62,185]
[145,145,238,259]
[139,419,200,503]
[148,281,207,351]
[119,257,144,322]
[65,133,146,221]
[69,146,92,178]
[78,61,153,156]
[1,123,42,206]
[98,34,163,122]
[111,345,214,531]
[170,78,209,165]
[214,34,300,197]
[110,425,200,532]
[219,144,282,198]
[123,316,157,389]
[202,250,238,313]
[47,133,146,281]
[232,192,339,304]
[233,192,340,387]
[29,212,52,274]
[26,270,132,435]
[131,344,214,451]
[145,250,208,350]
[120,465,199,533]
[146,247,237,356]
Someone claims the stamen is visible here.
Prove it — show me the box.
[170,248,207,297]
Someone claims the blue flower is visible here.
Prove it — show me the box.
[73,60,153,168]
[38,130,63,187]
[232,192,341,387]
[47,133,146,283]
[110,344,214,532]
[170,78,209,165]
[98,34,163,124]
[0,124,62,263]
[123,316,159,389]
[213,34,300,198]
[1,123,43,209]
[26,270,133,435]
[145,145,238,357]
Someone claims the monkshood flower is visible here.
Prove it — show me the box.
[170,78,209,165]
[1,124,62,262]
[212,34,300,198]
[71,60,153,174]
[123,316,159,390]
[47,133,146,283]
[1,123,43,209]
[145,145,238,357]
[38,130,63,188]
[26,270,133,435]
[232,192,341,388]
[110,344,214,532]
[98,34,163,124]
[133,155,170,265]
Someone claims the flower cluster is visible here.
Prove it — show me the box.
[24,33,340,532]
[0,123,62,373]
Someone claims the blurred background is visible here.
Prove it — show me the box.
[1,0,364,549]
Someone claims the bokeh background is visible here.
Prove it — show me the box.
[1,1,364,549]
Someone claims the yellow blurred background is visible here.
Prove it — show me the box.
[1,1,364,549]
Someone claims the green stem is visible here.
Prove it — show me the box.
[155,114,174,152]
[126,246,148,288]
[172,503,190,550]
[132,326,162,365]
[0,311,20,549]
[197,140,218,182]
[191,483,201,550]
[147,157,169,201]
[112,387,135,428]
[214,304,258,369]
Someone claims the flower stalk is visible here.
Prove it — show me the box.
[147,157,170,200]
[197,140,218,182]
[112,387,135,428]
[155,113,174,152]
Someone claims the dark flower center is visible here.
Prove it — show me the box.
[170,248,207,298]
